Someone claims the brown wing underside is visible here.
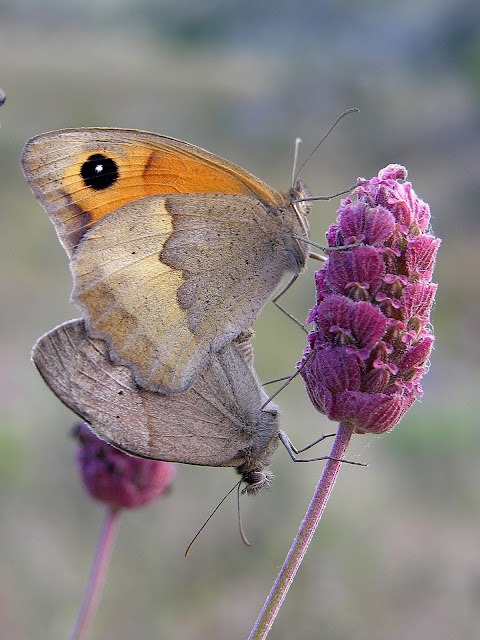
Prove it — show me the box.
[31,319,279,468]
[71,193,301,394]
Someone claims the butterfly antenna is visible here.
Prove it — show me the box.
[185,480,242,557]
[237,481,251,547]
[291,137,303,189]
[293,107,359,184]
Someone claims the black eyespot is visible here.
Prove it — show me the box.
[80,153,119,190]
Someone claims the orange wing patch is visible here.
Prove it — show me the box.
[62,147,259,228]
[22,129,284,257]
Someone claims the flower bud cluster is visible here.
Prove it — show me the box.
[300,165,440,434]
[74,423,176,509]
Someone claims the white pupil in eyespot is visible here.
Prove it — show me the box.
[95,164,104,174]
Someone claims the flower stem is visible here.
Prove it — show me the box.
[247,421,355,640]
[70,506,121,640]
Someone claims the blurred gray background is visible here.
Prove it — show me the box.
[1,1,479,638]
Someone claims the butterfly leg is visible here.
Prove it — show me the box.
[308,251,327,262]
[271,249,330,332]
[261,351,315,409]
[278,431,367,467]
[293,235,362,255]
[272,274,307,333]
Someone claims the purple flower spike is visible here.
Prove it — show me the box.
[300,165,440,434]
[74,423,176,509]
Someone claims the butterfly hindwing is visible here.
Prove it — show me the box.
[31,319,280,473]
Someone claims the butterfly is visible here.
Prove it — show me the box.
[22,129,310,394]
[32,319,280,494]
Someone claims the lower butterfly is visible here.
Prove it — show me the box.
[32,319,280,493]
[33,319,359,493]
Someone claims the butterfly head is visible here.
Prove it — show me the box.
[240,469,274,495]
[290,178,311,221]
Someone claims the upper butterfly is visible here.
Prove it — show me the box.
[22,129,310,394]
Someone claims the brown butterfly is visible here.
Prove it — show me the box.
[32,319,279,494]
[22,129,310,394]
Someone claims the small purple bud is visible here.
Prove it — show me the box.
[300,165,440,434]
[326,246,386,300]
[74,423,176,509]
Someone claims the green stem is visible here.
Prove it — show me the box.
[70,506,121,640]
[248,421,355,640]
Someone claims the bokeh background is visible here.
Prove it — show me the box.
[1,1,479,639]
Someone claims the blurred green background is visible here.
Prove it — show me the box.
[1,1,479,639]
